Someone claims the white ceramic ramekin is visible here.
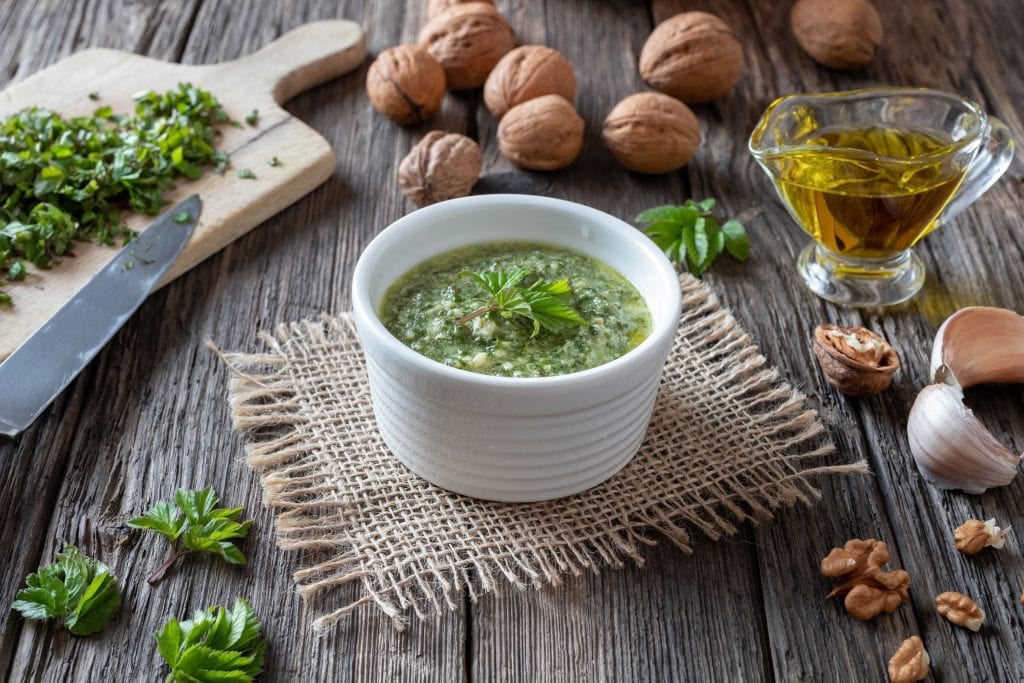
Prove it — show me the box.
[351,194,681,502]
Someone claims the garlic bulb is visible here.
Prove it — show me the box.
[930,307,1024,387]
[908,383,1022,493]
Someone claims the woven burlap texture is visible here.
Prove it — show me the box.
[219,274,866,631]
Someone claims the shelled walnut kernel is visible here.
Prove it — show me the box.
[953,518,1009,555]
[935,591,985,632]
[887,636,929,683]
[820,539,910,620]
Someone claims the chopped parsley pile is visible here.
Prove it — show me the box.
[0,84,232,306]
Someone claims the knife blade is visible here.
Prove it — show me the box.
[0,195,201,439]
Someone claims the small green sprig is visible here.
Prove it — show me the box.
[11,543,122,636]
[128,487,253,584]
[156,598,265,683]
[636,198,749,276]
[457,268,586,336]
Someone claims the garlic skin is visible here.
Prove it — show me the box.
[907,384,1022,493]
[930,307,1024,387]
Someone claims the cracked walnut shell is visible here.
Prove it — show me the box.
[418,3,516,91]
[640,11,744,104]
[791,0,883,70]
[935,591,985,631]
[954,518,1009,555]
[602,92,700,174]
[497,95,584,171]
[366,45,446,125]
[813,324,900,397]
[398,131,482,207]
[820,538,910,620]
[484,45,576,119]
[888,636,929,683]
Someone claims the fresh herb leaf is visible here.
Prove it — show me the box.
[11,544,121,635]
[268,156,281,167]
[172,211,192,224]
[245,110,259,126]
[129,487,253,584]
[635,199,750,276]
[0,84,231,306]
[7,260,26,281]
[88,92,100,101]
[457,268,586,337]
[237,168,256,180]
[156,598,265,683]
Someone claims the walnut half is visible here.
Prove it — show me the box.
[935,591,985,631]
[820,538,911,620]
[953,518,1009,555]
[888,636,929,683]
[813,323,900,397]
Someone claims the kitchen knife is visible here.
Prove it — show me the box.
[0,195,201,440]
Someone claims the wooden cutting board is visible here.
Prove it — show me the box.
[0,20,366,359]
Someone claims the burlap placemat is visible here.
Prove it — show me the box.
[217,274,867,631]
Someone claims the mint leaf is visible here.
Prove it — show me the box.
[722,219,749,260]
[11,544,121,635]
[458,269,586,336]
[156,599,266,683]
[636,198,749,276]
[132,488,253,584]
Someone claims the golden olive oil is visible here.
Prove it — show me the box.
[772,125,967,258]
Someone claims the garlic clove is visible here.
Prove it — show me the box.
[930,307,1024,388]
[907,383,1022,493]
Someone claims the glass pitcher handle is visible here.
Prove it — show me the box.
[936,116,1015,226]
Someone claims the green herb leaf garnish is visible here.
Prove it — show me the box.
[458,268,586,336]
[172,211,192,224]
[237,168,256,179]
[268,156,281,167]
[0,83,231,306]
[88,92,100,101]
[156,598,265,683]
[636,199,749,276]
[11,543,122,636]
[245,110,259,126]
[128,487,253,584]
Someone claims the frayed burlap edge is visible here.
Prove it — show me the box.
[213,274,868,631]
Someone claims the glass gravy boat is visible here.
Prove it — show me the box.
[749,88,1014,307]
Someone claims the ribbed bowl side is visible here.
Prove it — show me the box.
[366,357,662,502]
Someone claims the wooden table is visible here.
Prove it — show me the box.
[1,0,1022,680]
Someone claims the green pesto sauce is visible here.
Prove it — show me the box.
[379,242,652,378]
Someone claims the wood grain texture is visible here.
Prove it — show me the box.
[1,0,1023,681]
[0,19,367,359]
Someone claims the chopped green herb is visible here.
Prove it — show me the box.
[128,487,254,584]
[0,83,231,306]
[7,260,26,281]
[268,156,281,167]
[156,599,265,683]
[122,260,134,271]
[457,268,586,337]
[635,198,750,276]
[172,211,192,224]
[0,291,11,306]
[245,109,259,126]
[237,168,256,180]
[230,120,243,129]
[88,92,100,101]
[11,543,122,636]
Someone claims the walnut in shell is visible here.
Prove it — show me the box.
[484,45,576,119]
[418,3,516,90]
[497,94,584,171]
[398,131,483,207]
[791,0,883,70]
[602,92,700,174]
[366,44,446,125]
[813,324,899,397]
[427,0,493,20]
[639,11,744,104]
[887,636,929,683]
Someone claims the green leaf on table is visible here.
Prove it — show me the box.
[11,543,121,635]
[129,487,253,584]
[635,198,750,276]
[156,598,266,683]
